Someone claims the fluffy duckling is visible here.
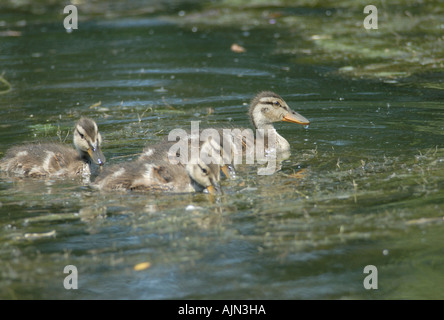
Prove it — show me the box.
[94,137,221,194]
[191,92,310,168]
[0,117,105,178]
[139,135,235,179]
[93,158,221,194]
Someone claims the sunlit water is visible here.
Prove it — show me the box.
[0,11,443,300]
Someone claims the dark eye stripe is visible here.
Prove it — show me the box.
[77,129,84,138]
[77,129,98,150]
[197,164,207,174]
[261,100,281,106]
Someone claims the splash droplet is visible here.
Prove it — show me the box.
[304,125,310,130]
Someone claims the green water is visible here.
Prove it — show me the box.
[0,1,443,299]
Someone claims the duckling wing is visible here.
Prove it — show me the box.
[138,141,180,163]
[131,162,191,192]
[94,161,174,192]
[1,143,82,177]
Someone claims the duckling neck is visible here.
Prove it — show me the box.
[78,150,91,165]
[255,124,290,153]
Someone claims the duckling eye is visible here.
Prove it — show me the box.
[202,168,208,174]
[77,130,84,139]
[273,101,280,106]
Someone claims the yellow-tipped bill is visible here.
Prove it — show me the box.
[206,182,221,194]
[282,111,310,125]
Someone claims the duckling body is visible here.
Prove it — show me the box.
[139,135,235,178]
[0,117,105,178]
[138,140,181,163]
[93,159,220,194]
[193,92,309,172]
[94,138,221,194]
[1,143,90,177]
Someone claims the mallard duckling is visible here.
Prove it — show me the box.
[139,134,235,179]
[93,158,221,194]
[0,117,106,178]
[94,135,219,193]
[182,92,308,175]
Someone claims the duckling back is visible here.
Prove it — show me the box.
[0,117,105,179]
[93,160,198,193]
[0,143,88,178]
[139,134,236,178]
[95,137,222,194]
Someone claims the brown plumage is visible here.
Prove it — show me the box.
[139,135,235,179]
[0,117,105,178]
[94,137,221,194]
[93,159,221,194]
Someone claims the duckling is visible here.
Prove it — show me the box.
[139,134,235,179]
[0,117,106,178]
[189,92,309,174]
[93,158,221,194]
[94,137,221,194]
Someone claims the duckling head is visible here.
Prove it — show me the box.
[186,159,221,194]
[248,91,310,129]
[199,135,235,179]
[73,117,106,166]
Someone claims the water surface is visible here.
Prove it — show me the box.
[0,4,443,300]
